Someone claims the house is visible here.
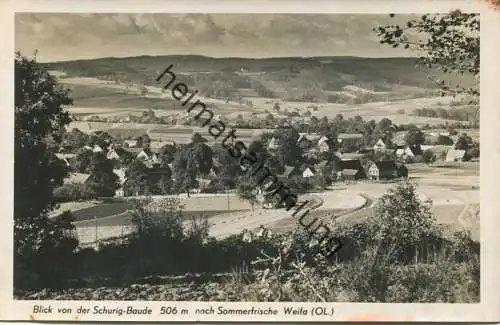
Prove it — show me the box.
[63,172,90,185]
[338,159,367,179]
[302,167,315,178]
[373,139,387,151]
[267,137,279,150]
[150,154,160,165]
[341,169,362,180]
[137,149,151,160]
[318,140,330,153]
[395,148,406,157]
[113,168,127,197]
[338,153,364,161]
[107,149,120,161]
[337,133,363,143]
[445,149,467,162]
[315,160,330,176]
[420,145,436,152]
[93,145,103,153]
[83,145,93,151]
[402,145,423,158]
[297,133,321,145]
[278,165,298,179]
[55,153,76,167]
[367,161,400,180]
[124,139,139,148]
[167,163,176,179]
[318,136,329,145]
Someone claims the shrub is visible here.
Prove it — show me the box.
[53,183,98,202]
[422,150,436,164]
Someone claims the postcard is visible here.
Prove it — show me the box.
[0,0,499,322]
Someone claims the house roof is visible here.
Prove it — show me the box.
[279,165,297,178]
[339,159,364,172]
[342,169,359,176]
[317,136,329,145]
[302,167,315,177]
[63,172,90,185]
[93,145,103,153]
[446,149,466,161]
[407,145,423,156]
[374,139,386,147]
[124,139,138,146]
[372,161,399,171]
[316,160,329,169]
[113,169,126,185]
[297,133,321,144]
[337,133,363,139]
[339,153,364,161]
[55,153,76,160]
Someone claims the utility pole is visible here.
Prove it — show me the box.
[94,216,98,243]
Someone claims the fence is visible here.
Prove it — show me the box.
[75,221,135,248]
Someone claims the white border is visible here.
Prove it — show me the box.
[1,0,499,322]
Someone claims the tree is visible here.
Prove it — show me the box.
[135,133,151,149]
[237,176,258,212]
[158,144,177,166]
[374,12,479,96]
[74,147,93,173]
[14,52,78,288]
[191,132,208,144]
[63,128,90,152]
[422,149,436,164]
[371,181,439,263]
[373,118,395,147]
[86,152,120,197]
[274,128,303,167]
[404,124,425,146]
[124,160,150,196]
[454,133,472,150]
[437,134,454,145]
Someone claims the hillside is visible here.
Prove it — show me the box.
[43,55,476,105]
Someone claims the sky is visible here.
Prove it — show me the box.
[15,13,422,62]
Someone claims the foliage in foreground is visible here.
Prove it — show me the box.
[15,182,480,303]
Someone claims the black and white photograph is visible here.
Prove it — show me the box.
[3,2,499,322]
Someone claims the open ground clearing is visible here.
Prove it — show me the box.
[62,76,464,128]
[72,160,479,245]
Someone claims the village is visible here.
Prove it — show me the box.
[50,116,479,246]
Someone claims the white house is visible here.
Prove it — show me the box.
[107,150,120,160]
[337,133,363,144]
[83,145,93,151]
[318,141,330,153]
[93,145,103,153]
[297,133,321,145]
[395,148,405,157]
[302,167,315,178]
[445,149,466,162]
[150,154,160,165]
[268,137,279,150]
[124,139,138,148]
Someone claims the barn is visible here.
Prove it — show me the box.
[367,161,399,180]
[342,169,362,180]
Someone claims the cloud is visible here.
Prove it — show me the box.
[15,13,420,61]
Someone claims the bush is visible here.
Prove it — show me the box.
[422,150,436,164]
[53,183,98,202]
